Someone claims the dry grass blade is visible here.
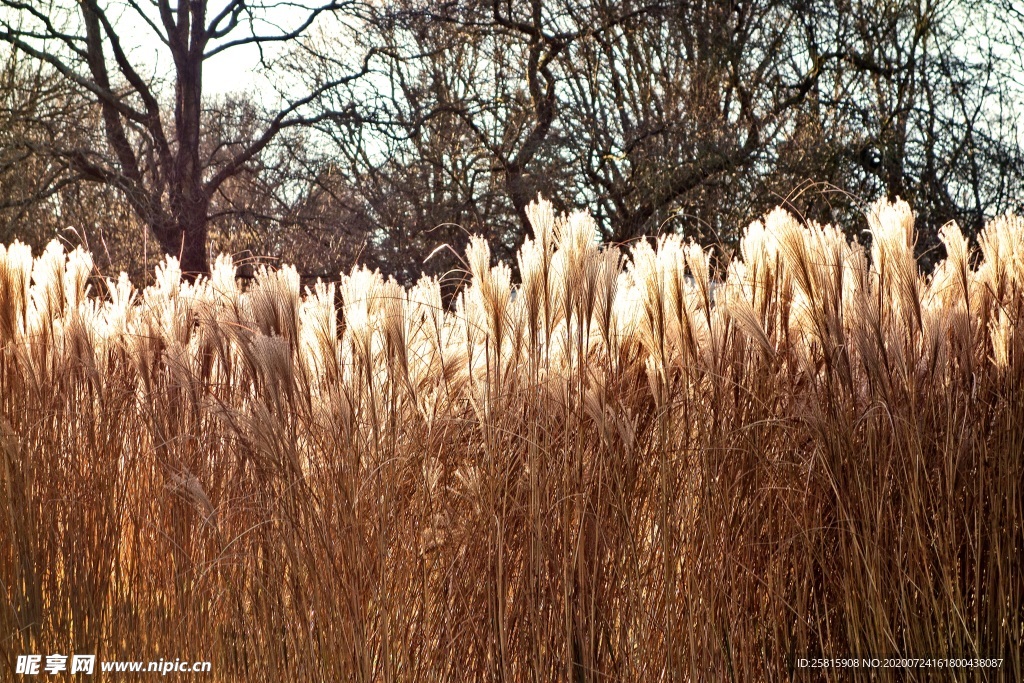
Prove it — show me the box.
[1,199,1021,681]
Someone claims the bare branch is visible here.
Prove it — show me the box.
[204,2,355,58]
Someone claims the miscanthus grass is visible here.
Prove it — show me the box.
[1,198,1021,681]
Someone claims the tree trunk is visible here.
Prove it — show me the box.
[165,0,208,279]
[177,208,209,279]
[150,198,210,279]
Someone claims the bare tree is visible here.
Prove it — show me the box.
[300,0,845,274]
[0,0,370,276]
[763,0,1024,262]
[297,0,1023,280]
[1,0,1020,283]
[292,0,679,281]
[558,0,831,243]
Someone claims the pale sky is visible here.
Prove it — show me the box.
[204,46,265,98]
[0,1,336,104]
[110,1,310,103]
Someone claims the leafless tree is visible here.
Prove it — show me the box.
[557,0,832,243]
[0,1,1020,284]
[0,0,371,276]
[776,0,1024,261]
[288,0,598,281]
[297,0,1023,280]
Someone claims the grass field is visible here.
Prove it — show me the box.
[1,198,1021,681]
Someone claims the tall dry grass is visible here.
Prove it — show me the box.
[1,198,1021,681]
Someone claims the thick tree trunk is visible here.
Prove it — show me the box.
[177,210,209,279]
[150,198,210,279]
[171,1,208,279]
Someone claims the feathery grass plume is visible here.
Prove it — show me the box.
[936,220,972,312]
[738,214,781,316]
[516,235,545,357]
[654,235,690,368]
[454,267,485,393]
[976,214,1024,335]
[979,216,1024,298]
[626,236,670,380]
[0,241,32,343]
[610,266,645,361]
[592,247,622,364]
[249,331,296,401]
[209,253,238,302]
[524,196,559,358]
[63,246,93,313]
[18,241,69,379]
[102,271,137,334]
[410,274,457,387]
[339,264,382,369]
[54,248,98,378]
[247,264,301,346]
[683,239,729,375]
[920,222,972,375]
[774,212,856,387]
[721,260,773,360]
[744,210,798,370]
[141,255,195,348]
[31,240,69,323]
[465,236,514,387]
[404,274,454,421]
[299,279,339,386]
[554,211,600,354]
[868,197,922,339]
[989,308,1013,369]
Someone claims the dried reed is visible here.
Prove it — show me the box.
[1,198,1021,681]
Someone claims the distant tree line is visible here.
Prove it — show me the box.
[1,1,1021,286]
